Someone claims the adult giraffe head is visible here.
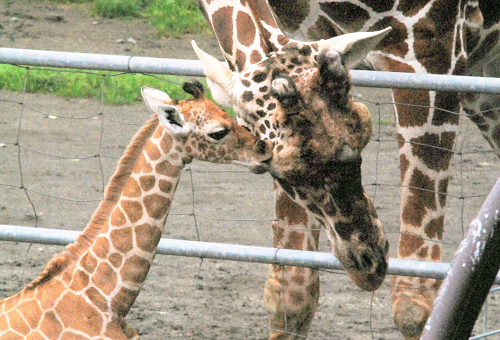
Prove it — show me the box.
[193,27,392,291]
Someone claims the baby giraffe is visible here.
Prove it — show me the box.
[0,81,273,340]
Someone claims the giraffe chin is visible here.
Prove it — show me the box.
[248,162,269,174]
[346,270,386,292]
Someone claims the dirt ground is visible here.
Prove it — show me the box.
[1,1,500,339]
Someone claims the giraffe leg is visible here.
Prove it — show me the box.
[264,183,320,340]
[390,89,460,339]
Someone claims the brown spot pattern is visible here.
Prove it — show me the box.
[108,252,123,268]
[36,281,61,310]
[8,309,30,336]
[399,234,425,257]
[92,262,117,295]
[56,291,102,336]
[410,132,455,171]
[431,244,441,260]
[135,223,162,252]
[18,299,42,329]
[81,252,97,274]
[112,287,139,318]
[236,11,255,47]
[402,168,436,227]
[320,1,369,33]
[276,191,308,226]
[394,89,430,127]
[432,92,460,126]
[399,152,409,183]
[69,269,89,290]
[122,177,141,198]
[212,7,234,56]
[268,0,309,31]
[110,207,126,227]
[121,255,151,284]
[144,143,161,161]
[121,200,143,224]
[158,179,173,194]
[288,230,305,250]
[39,311,62,339]
[397,0,430,16]
[370,17,408,57]
[144,194,170,219]
[85,287,108,313]
[156,160,180,178]
[139,175,156,192]
[110,228,133,253]
[92,237,110,259]
[424,217,444,239]
[360,0,394,12]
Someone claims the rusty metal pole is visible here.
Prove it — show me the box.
[421,175,500,340]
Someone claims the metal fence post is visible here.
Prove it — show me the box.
[421,175,500,340]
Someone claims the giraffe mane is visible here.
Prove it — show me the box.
[25,115,160,290]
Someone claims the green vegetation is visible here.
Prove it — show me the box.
[0,65,194,105]
[92,0,143,19]
[90,0,211,37]
[0,0,214,105]
[146,0,210,38]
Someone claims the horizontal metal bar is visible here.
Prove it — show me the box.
[0,48,204,76]
[1,224,499,283]
[1,48,500,94]
[353,70,500,94]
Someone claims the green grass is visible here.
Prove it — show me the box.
[89,0,211,37]
[92,0,143,19]
[0,65,194,105]
[146,0,211,38]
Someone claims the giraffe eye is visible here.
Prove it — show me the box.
[208,129,230,141]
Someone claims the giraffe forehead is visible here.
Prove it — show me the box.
[177,98,230,124]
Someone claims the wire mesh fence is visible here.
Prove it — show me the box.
[0,56,499,339]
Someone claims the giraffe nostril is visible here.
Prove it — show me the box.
[360,252,374,272]
[257,140,268,154]
[376,256,388,276]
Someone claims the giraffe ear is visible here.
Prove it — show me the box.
[192,40,236,100]
[157,105,191,137]
[316,27,392,69]
[141,87,172,113]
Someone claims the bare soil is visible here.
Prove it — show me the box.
[1,1,499,339]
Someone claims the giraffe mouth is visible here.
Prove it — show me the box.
[249,158,271,174]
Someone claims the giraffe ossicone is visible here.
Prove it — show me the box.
[0,81,273,340]
[192,27,392,293]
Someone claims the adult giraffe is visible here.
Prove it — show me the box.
[195,0,393,338]
[0,81,273,340]
[195,0,500,339]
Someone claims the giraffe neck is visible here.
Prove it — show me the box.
[71,121,184,318]
[198,0,289,71]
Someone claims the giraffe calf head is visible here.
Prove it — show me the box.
[141,81,273,173]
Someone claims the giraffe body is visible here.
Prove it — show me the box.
[0,81,273,340]
[196,0,500,339]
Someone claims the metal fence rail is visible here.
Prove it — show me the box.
[6,224,499,284]
[2,47,500,94]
